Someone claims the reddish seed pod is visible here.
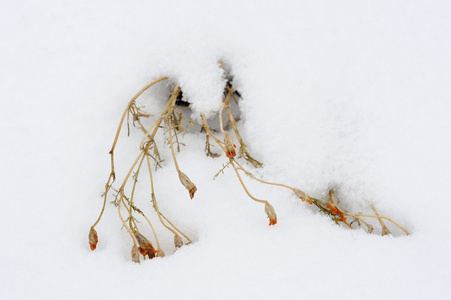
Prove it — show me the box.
[264,203,277,226]
[224,132,236,158]
[88,227,98,251]
[178,171,197,199]
[174,234,184,248]
[134,231,157,259]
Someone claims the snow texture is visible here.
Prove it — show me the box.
[1,0,450,299]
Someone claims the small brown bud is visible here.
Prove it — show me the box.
[293,189,312,204]
[382,226,392,236]
[178,171,197,199]
[134,231,157,259]
[264,203,277,226]
[88,227,98,251]
[157,249,165,258]
[131,245,140,263]
[174,235,184,248]
[224,132,236,158]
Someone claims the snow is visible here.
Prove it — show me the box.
[1,0,450,299]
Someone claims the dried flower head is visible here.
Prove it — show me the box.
[293,189,312,205]
[131,245,140,263]
[224,132,236,158]
[134,231,157,259]
[174,234,184,248]
[264,202,277,226]
[178,171,197,199]
[88,227,98,251]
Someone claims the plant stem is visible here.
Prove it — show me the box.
[230,159,267,204]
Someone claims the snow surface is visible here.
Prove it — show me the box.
[1,0,451,299]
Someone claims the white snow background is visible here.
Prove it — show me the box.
[1,0,450,299]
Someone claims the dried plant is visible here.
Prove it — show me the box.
[88,64,410,262]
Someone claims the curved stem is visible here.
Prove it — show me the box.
[230,159,267,204]
[91,173,114,228]
[233,159,294,191]
[110,77,168,178]
[160,212,192,243]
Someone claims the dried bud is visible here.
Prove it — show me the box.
[157,249,165,258]
[134,231,157,259]
[88,227,98,251]
[131,245,140,263]
[293,189,312,205]
[174,234,184,248]
[224,132,236,158]
[264,202,277,226]
[381,226,391,236]
[178,171,197,199]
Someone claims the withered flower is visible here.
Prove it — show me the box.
[174,234,184,248]
[88,227,98,251]
[131,245,140,263]
[264,202,277,226]
[293,189,312,205]
[178,171,197,199]
[223,132,236,158]
[134,231,157,259]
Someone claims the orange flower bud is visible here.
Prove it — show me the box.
[174,234,184,248]
[293,189,312,205]
[134,231,157,259]
[131,245,140,263]
[224,132,236,158]
[327,203,341,215]
[178,171,197,199]
[88,227,98,251]
[264,202,277,226]
[339,214,347,222]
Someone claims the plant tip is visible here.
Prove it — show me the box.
[264,203,277,226]
[224,132,236,158]
[293,189,312,205]
[174,235,184,248]
[88,227,98,251]
[178,171,197,199]
[134,231,157,259]
[131,245,140,263]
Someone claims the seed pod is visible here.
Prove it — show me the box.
[131,245,140,263]
[293,189,312,205]
[264,203,277,226]
[134,231,157,259]
[224,132,236,158]
[178,171,197,199]
[157,249,165,258]
[88,227,98,251]
[174,234,184,248]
